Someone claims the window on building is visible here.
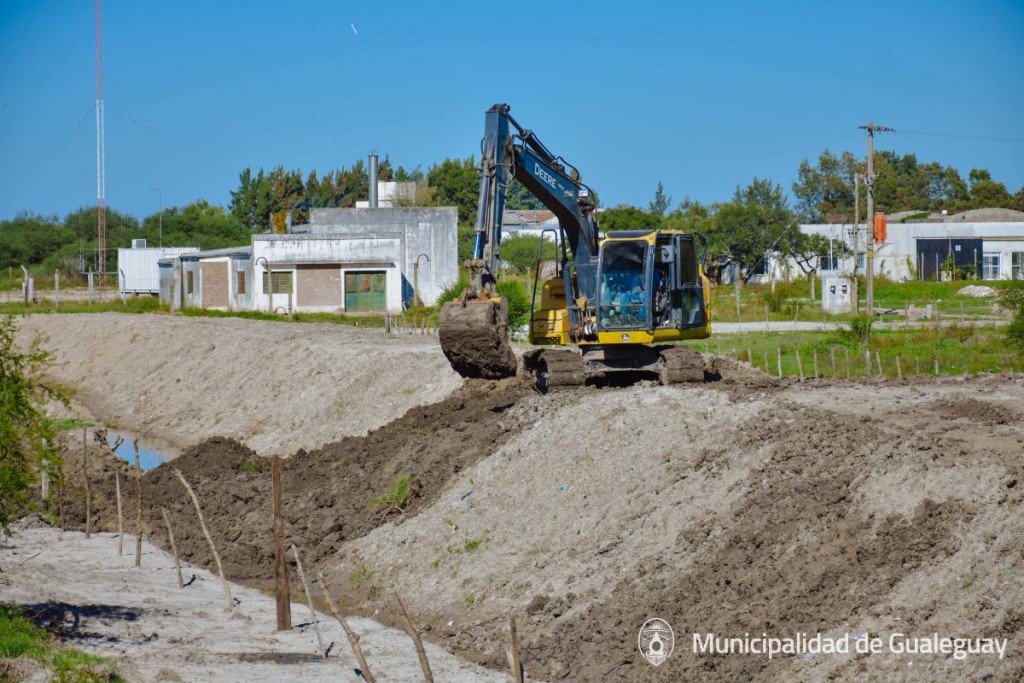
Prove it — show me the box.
[262,271,293,294]
[1012,252,1024,280]
[820,255,838,271]
[237,271,246,295]
[186,271,194,294]
[982,253,1001,280]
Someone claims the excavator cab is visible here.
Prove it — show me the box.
[594,231,709,344]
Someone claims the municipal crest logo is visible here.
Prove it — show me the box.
[638,618,674,666]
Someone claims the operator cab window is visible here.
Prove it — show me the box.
[598,240,649,330]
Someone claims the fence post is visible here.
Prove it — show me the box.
[796,350,804,381]
[291,545,326,657]
[776,348,782,378]
[864,349,872,377]
[273,455,291,631]
[896,356,902,380]
[875,352,882,377]
[115,472,124,556]
[934,359,939,376]
[162,507,184,588]
[134,440,143,567]
[812,349,819,379]
[173,468,234,611]
[82,427,91,539]
[746,348,753,365]
[829,347,836,379]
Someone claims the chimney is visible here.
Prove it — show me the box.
[368,151,379,208]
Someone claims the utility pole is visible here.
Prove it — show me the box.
[858,122,894,318]
[95,0,106,285]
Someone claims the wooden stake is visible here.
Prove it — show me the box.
[829,347,836,379]
[934,359,939,376]
[812,349,819,379]
[82,427,91,539]
[507,614,524,683]
[875,352,882,376]
[134,440,143,568]
[746,348,752,365]
[796,350,804,381]
[173,467,234,611]
[115,472,124,556]
[763,351,769,374]
[896,356,902,380]
[318,578,374,683]
[916,358,921,375]
[273,455,291,631]
[843,347,850,379]
[291,545,325,657]
[865,349,872,377]
[776,348,782,378]
[162,507,184,588]
[395,593,434,683]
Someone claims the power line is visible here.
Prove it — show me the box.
[895,128,1024,144]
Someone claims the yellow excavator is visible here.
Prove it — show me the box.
[439,104,712,389]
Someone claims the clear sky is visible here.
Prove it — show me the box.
[1,0,1022,222]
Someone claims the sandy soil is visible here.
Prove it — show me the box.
[17,313,1024,681]
[17,313,462,455]
[0,520,512,682]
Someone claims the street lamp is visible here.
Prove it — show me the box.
[149,187,163,248]
[414,253,430,307]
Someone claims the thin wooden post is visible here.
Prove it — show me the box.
[273,455,291,631]
[776,348,782,378]
[896,356,902,380]
[875,352,883,376]
[173,468,234,611]
[162,507,184,588]
[934,359,939,375]
[395,594,434,683]
[763,351,769,374]
[82,428,91,539]
[134,440,143,568]
[864,349,872,377]
[915,358,921,375]
[843,347,850,379]
[829,347,836,379]
[731,346,737,360]
[115,472,124,556]
[796,350,804,380]
[746,348,752,365]
[290,545,325,657]
[319,579,374,683]
[507,614,524,683]
[812,349,819,379]
[54,271,60,308]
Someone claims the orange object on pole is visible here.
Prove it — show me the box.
[873,212,887,243]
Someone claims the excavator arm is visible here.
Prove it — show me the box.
[440,104,600,378]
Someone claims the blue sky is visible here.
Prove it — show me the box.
[1,0,1022,222]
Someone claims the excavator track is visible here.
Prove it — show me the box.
[658,346,706,385]
[523,349,586,392]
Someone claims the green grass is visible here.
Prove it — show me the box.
[0,296,162,316]
[369,474,414,513]
[0,604,123,682]
[689,324,1024,378]
[707,277,1014,324]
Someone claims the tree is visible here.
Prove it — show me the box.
[597,205,660,231]
[967,168,1014,209]
[428,157,479,224]
[0,316,68,530]
[505,178,543,211]
[648,181,672,217]
[792,149,860,222]
[498,235,557,272]
[138,200,248,250]
[703,178,797,284]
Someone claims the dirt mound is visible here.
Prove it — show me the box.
[928,394,1024,425]
[708,354,784,397]
[63,378,540,581]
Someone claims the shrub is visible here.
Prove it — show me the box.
[496,280,530,329]
[999,285,1024,343]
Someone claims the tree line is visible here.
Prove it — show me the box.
[2,148,1019,284]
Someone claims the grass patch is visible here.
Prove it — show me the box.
[369,474,414,514]
[0,603,123,681]
[53,417,93,432]
[689,325,1024,377]
[349,565,375,589]
[463,538,482,552]
[0,296,162,316]
[240,461,261,475]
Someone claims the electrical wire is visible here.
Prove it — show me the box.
[896,129,1024,144]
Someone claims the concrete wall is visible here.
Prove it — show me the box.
[307,207,458,306]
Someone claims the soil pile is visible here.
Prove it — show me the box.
[63,378,542,581]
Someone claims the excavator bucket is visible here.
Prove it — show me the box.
[438,296,518,379]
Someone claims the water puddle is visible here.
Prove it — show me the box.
[106,431,178,471]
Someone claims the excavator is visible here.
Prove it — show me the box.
[439,103,712,390]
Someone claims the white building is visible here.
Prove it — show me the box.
[794,208,1024,282]
[117,243,199,295]
[159,207,457,314]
